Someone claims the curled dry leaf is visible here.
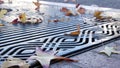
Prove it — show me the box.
[65,11,74,16]
[94,11,115,22]
[48,17,70,23]
[53,19,59,22]
[77,7,86,14]
[10,18,18,24]
[33,0,41,11]
[19,13,27,23]
[65,25,80,36]
[28,47,78,68]
[0,9,7,18]
[1,57,29,68]
[100,46,120,56]
[60,7,76,16]
[76,4,86,14]
[0,23,4,26]
[94,11,103,20]
[60,7,69,12]
[26,18,42,24]
[11,17,42,24]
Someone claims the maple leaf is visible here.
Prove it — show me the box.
[0,9,7,18]
[100,46,120,56]
[1,57,29,68]
[19,13,27,23]
[28,47,78,68]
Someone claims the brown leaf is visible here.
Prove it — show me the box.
[33,1,41,11]
[77,7,86,14]
[0,23,4,26]
[65,25,80,36]
[60,7,69,12]
[94,11,103,19]
[54,57,78,62]
[10,18,18,24]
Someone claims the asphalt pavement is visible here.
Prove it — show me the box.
[40,0,120,9]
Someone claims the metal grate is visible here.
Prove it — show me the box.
[0,1,120,62]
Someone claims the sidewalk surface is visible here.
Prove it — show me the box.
[0,0,120,68]
[43,0,120,68]
[41,0,120,9]
[51,40,120,68]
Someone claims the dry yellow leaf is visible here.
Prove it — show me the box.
[0,9,7,18]
[94,11,103,19]
[19,13,27,23]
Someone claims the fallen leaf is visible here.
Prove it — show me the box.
[0,9,7,18]
[60,7,69,12]
[100,46,120,56]
[28,47,78,68]
[65,25,80,36]
[60,7,76,16]
[69,31,80,36]
[77,7,86,14]
[1,57,29,68]
[53,19,59,22]
[11,18,18,24]
[27,18,42,24]
[65,11,74,16]
[19,13,27,23]
[33,0,41,11]
[94,11,103,20]
[76,4,80,8]
[0,23,4,26]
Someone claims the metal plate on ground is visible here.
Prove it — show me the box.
[0,1,120,62]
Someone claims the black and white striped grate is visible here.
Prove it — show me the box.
[0,1,120,62]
